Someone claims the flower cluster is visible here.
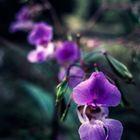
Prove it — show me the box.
[27,22,54,63]
[10,5,125,140]
[72,72,123,140]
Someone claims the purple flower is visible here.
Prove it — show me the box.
[10,6,33,33]
[73,72,121,107]
[16,5,43,21]
[55,41,80,66]
[77,105,123,140]
[16,6,30,21]
[10,5,44,32]
[27,42,54,63]
[58,66,85,88]
[28,22,53,45]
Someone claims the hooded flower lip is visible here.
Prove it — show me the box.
[55,41,80,66]
[73,72,121,107]
[58,66,85,88]
[79,119,123,140]
[77,105,109,124]
[77,105,123,140]
[28,22,53,45]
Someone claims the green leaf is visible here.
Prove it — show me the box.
[19,81,54,120]
[105,53,133,81]
[56,79,68,104]
[60,98,72,122]
[83,50,102,64]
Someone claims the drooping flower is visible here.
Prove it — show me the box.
[55,41,80,66]
[73,72,121,107]
[58,66,85,88]
[10,6,31,32]
[10,5,43,32]
[16,6,30,21]
[77,105,123,140]
[27,42,54,63]
[28,22,53,45]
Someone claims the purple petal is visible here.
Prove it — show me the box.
[104,119,123,140]
[27,47,47,63]
[90,72,121,106]
[10,21,34,33]
[58,66,85,88]
[55,41,80,65]
[28,22,53,45]
[69,66,85,88]
[16,6,30,21]
[27,50,46,63]
[73,78,93,105]
[79,121,106,140]
[73,72,121,106]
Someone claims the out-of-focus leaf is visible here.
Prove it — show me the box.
[19,81,54,120]
[60,98,72,122]
[115,80,131,108]
[56,79,68,104]
[57,98,67,119]
[83,50,103,64]
[105,53,133,81]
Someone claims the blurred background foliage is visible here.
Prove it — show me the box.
[0,0,140,140]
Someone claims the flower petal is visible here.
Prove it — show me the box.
[79,121,106,140]
[90,72,121,106]
[28,22,53,45]
[10,21,34,32]
[73,72,121,106]
[27,49,46,63]
[55,41,80,66]
[27,50,39,63]
[73,78,93,105]
[69,66,85,88]
[104,119,123,140]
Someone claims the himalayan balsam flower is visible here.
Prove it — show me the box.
[55,41,80,66]
[77,105,123,140]
[73,72,121,107]
[58,66,85,88]
[28,22,53,45]
[27,42,54,63]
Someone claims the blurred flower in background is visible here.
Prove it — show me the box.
[27,42,54,63]
[10,4,43,32]
[55,41,80,67]
[28,22,53,46]
[58,66,85,88]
